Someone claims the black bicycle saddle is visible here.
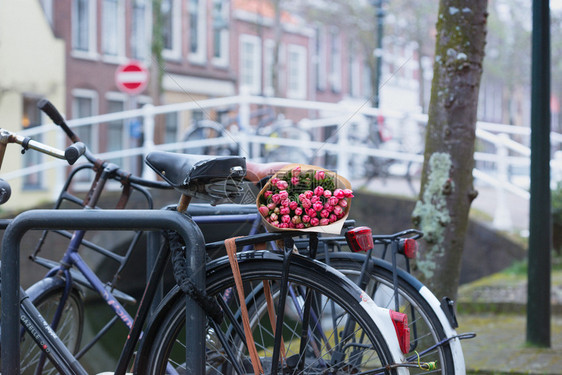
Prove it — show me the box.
[145,151,246,189]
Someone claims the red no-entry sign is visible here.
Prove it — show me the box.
[115,62,149,95]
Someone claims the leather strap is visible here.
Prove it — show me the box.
[225,237,264,374]
[115,180,132,209]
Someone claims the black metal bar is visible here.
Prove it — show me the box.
[270,236,294,374]
[75,315,120,359]
[205,230,302,250]
[527,0,551,348]
[1,209,206,374]
[147,231,164,316]
[114,235,171,375]
[0,218,11,229]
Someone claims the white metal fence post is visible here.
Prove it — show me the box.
[238,87,251,159]
[493,133,512,230]
[142,103,156,181]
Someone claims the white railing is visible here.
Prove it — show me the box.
[6,92,561,231]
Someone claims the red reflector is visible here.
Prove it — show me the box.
[345,226,374,252]
[399,238,418,259]
[389,310,411,354]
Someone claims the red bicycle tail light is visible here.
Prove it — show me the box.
[345,226,374,253]
[389,310,411,354]
[398,238,418,259]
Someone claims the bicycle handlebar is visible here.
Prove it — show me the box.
[0,129,84,164]
[37,100,172,190]
[37,99,81,143]
[64,142,86,165]
[0,178,11,205]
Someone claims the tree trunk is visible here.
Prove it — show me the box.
[411,0,488,300]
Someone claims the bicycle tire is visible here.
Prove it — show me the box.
[135,251,403,374]
[262,124,313,164]
[182,120,235,156]
[6,277,84,375]
[321,252,464,374]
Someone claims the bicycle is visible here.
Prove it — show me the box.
[184,159,473,374]
[170,201,473,375]
[1,108,413,373]
[15,100,468,373]
[181,106,313,164]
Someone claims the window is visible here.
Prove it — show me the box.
[189,0,207,64]
[105,97,126,168]
[72,91,98,154]
[161,0,181,59]
[72,91,98,184]
[287,45,307,99]
[212,0,229,66]
[348,42,360,97]
[102,0,125,58]
[132,0,149,60]
[329,28,341,92]
[21,97,44,189]
[362,62,372,98]
[165,113,179,144]
[264,40,275,96]
[239,35,261,94]
[72,0,96,56]
[314,27,326,91]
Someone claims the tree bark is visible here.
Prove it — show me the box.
[412,0,488,300]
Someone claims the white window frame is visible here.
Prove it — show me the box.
[239,34,262,95]
[102,0,126,63]
[131,0,152,61]
[188,0,207,64]
[162,0,182,60]
[212,0,229,67]
[71,0,98,60]
[287,44,307,99]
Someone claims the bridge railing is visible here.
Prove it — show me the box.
[6,92,561,231]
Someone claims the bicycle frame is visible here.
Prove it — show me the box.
[27,161,159,364]
[1,209,207,375]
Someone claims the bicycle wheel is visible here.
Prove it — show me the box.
[182,120,235,156]
[135,252,402,374]
[322,253,462,374]
[11,277,84,375]
[262,124,312,164]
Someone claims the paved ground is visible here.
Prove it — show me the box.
[458,272,562,375]
[460,314,562,375]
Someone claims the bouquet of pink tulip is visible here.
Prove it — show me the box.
[257,164,353,234]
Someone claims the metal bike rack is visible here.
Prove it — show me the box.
[1,209,206,374]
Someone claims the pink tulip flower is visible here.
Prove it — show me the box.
[259,205,270,217]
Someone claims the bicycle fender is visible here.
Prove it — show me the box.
[419,287,466,374]
[322,252,467,374]
[25,277,68,301]
[358,297,409,375]
[143,250,409,371]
